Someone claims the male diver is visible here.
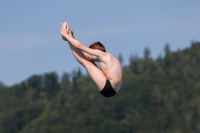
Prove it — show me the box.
[60,22,123,97]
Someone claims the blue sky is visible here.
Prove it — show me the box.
[0,1,200,86]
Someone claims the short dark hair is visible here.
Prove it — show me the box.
[89,41,106,52]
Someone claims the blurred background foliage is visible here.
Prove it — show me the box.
[0,42,200,133]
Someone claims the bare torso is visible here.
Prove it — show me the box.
[60,22,122,93]
[99,53,123,92]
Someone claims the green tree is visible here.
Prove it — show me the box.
[164,43,171,56]
[118,53,124,65]
[144,47,151,60]
[0,81,4,87]
[60,72,70,90]
[27,75,43,92]
[44,72,59,99]
[129,54,140,74]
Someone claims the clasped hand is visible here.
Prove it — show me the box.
[60,22,74,40]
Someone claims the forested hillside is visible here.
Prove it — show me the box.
[0,42,200,133]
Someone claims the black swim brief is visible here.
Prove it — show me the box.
[100,80,116,97]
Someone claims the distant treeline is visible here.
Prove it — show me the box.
[0,42,200,133]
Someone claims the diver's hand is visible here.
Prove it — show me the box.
[60,22,70,41]
[60,22,69,36]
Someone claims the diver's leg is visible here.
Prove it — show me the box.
[66,31,107,91]
[68,44,106,91]
[82,60,107,91]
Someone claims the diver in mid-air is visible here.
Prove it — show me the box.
[60,22,123,97]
